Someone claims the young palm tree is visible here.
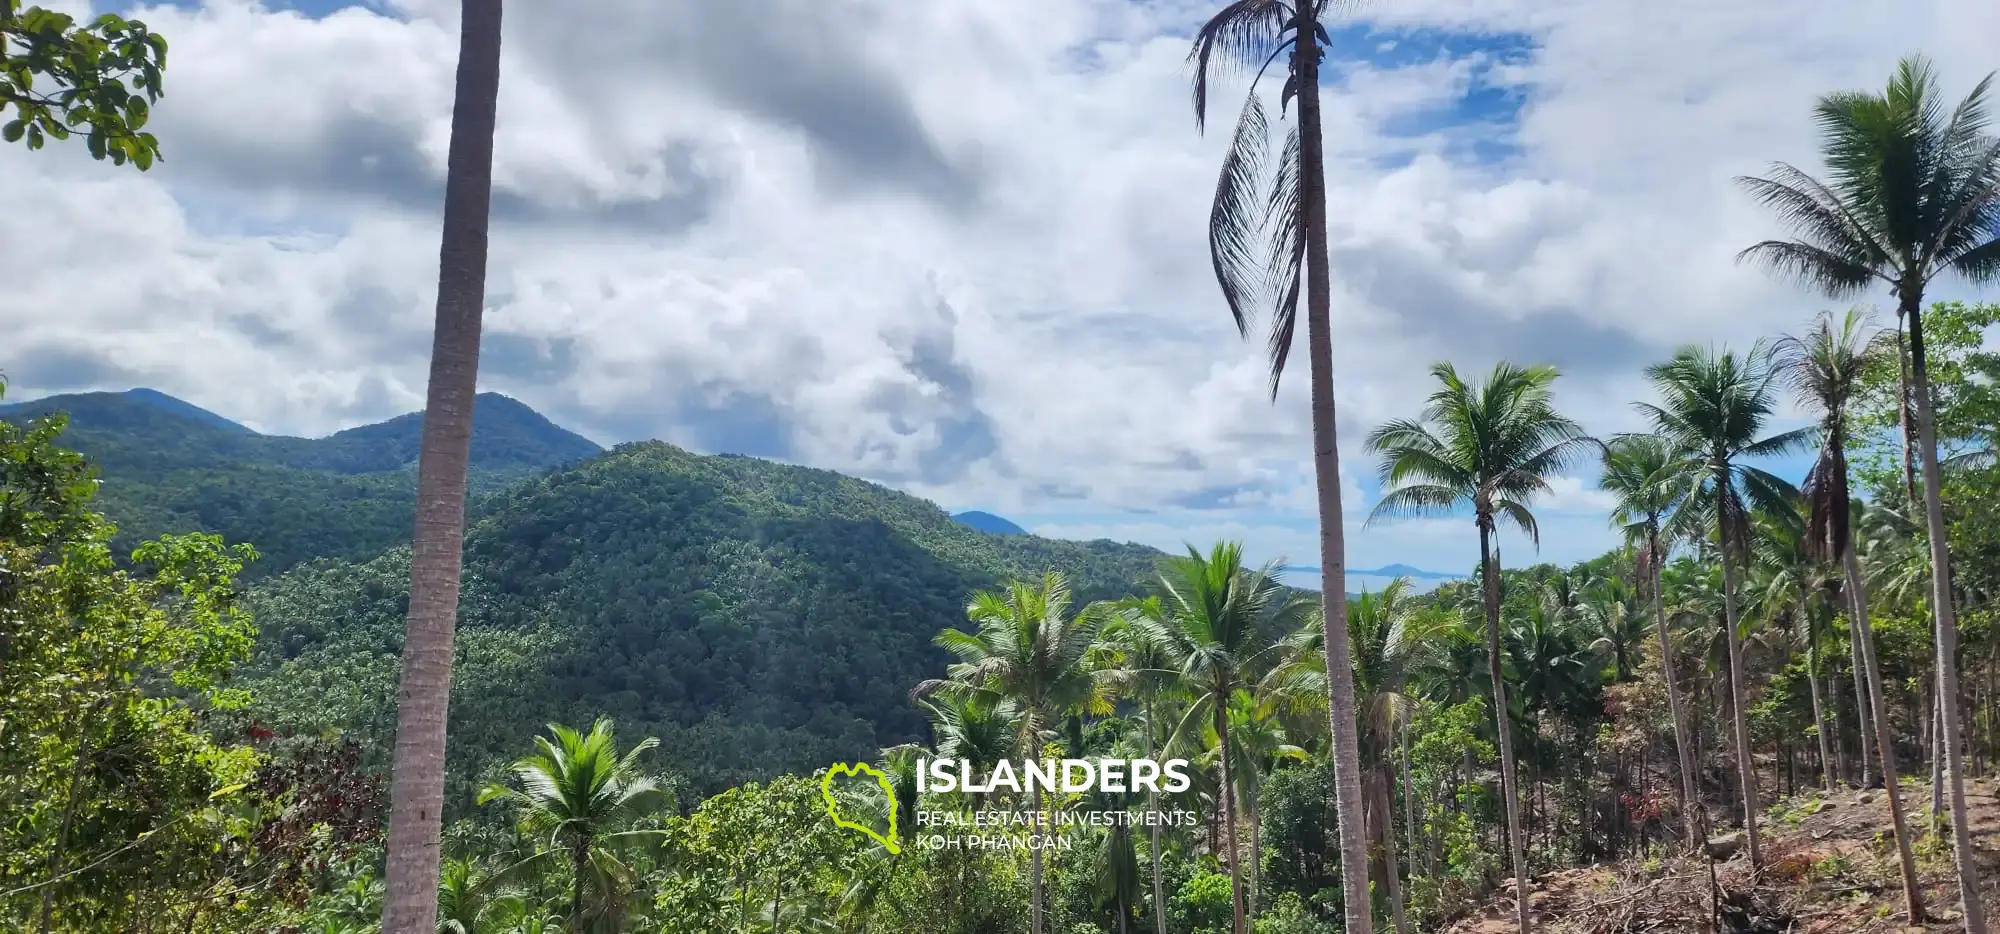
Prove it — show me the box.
[1738,57,2000,929]
[1140,542,1301,934]
[477,720,671,934]
[917,572,1112,934]
[1774,309,1925,921]
[1187,5,1373,928]
[1364,361,1596,933]
[381,2,505,929]
[1638,344,1810,869]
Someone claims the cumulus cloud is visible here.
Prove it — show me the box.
[3,0,1995,574]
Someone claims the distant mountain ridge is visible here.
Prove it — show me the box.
[1,388,602,575]
[952,510,1027,535]
[1289,562,1464,580]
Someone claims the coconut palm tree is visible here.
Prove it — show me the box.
[917,572,1113,934]
[381,2,506,929]
[1363,360,1596,932]
[1201,689,1306,923]
[477,720,671,934]
[1738,56,2000,929]
[1775,309,1925,921]
[1140,542,1301,934]
[1638,343,1810,869]
[1187,4,1372,927]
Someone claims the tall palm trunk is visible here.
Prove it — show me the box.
[1649,535,1703,851]
[1845,608,1876,787]
[1213,700,1246,933]
[1843,546,1924,922]
[1030,733,1046,934]
[1713,481,1761,868]
[1295,17,1374,934]
[1905,295,1988,933]
[1378,775,1410,934]
[1895,312,1919,510]
[1146,701,1166,934]
[1477,519,1529,934]
[1798,583,1836,793]
[381,3,504,930]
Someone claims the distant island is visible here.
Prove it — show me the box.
[951,510,1028,535]
[1289,562,1464,580]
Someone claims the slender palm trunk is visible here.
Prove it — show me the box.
[1379,775,1410,934]
[1896,312,1919,510]
[1478,520,1530,934]
[1030,734,1046,934]
[1713,485,1761,868]
[1146,701,1166,934]
[381,4,504,930]
[1907,293,1988,933]
[1213,701,1247,934]
[1844,546,1925,922]
[1295,16,1374,934]
[1931,684,1947,823]
[1799,585,1836,793]
[1248,795,1263,920]
[1846,605,1876,787]
[1650,535,1703,851]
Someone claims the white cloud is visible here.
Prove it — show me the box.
[2,0,1995,575]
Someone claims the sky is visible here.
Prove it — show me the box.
[4,0,1998,589]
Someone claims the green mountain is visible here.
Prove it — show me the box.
[241,441,1166,804]
[11,391,1167,803]
[2,389,601,576]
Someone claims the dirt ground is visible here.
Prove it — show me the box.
[1443,778,2000,933]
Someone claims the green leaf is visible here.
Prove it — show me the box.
[25,124,42,150]
[132,145,151,170]
[1,120,21,143]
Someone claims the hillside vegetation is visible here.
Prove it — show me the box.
[239,439,1168,801]
[0,389,602,575]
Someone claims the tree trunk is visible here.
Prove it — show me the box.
[1249,796,1262,921]
[1896,311,1920,511]
[1214,700,1247,934]
[378,4,504,931]
[1800,585,1836,793]
[1294,15,1374,934]
[1713,485,1761,868]
[1931,680,1946,824]
[1478,520,1530,934]
[1844,546,1925,922]
[1907,294,1989,933]
[1146,701,1167,934]
[1379,776,1410,934]
[1846,605,1877,787]
[1031,734,1046,934]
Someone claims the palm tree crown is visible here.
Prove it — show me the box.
[1637,344,1811,555]
[1736,56,2000,303]
[1365,361,1597,534]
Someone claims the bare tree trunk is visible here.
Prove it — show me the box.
[1146,702,1166,934]
[1800,585,1836,793]
[1844,547,1926,922]
[1479,520,1530,934]
[1896,311,1920,511]
[1714,490,1761,868]
[1294,15,1373,934]
[1031,735,1046,934]
[1908,294,1989,933]
[1846,606,1877,787]
[1214,703,1247,934]
[381,3,504,931]
[1931,680,1946,823]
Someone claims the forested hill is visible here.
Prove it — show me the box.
[0,389,601,575]
[241,439,1169,805]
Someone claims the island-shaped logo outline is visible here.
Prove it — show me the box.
[820,762,901,854]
